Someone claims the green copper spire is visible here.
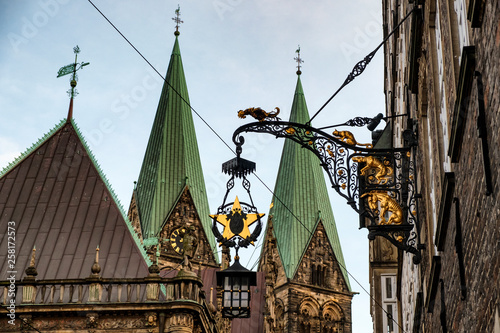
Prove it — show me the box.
[134,35,216,252]
[270,73,350,288]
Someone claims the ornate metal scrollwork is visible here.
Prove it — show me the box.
[210,138,264,254]
[232,117,422,264]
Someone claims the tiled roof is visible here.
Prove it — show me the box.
[269,75,350,289]
[0,119,150,281]
[134,36,217,254]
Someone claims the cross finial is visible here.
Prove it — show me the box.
[294,45,304,75]
[172,5,183,36]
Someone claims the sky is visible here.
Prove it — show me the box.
[0,1,387,331]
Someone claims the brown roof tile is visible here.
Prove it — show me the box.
[0,120,150,281]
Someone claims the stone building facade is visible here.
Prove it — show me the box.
[373,0,500,331]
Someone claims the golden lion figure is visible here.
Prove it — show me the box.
[352,156,393,184]
[361,191,403,225]
[238,107,280,122]
[332,130,373,148]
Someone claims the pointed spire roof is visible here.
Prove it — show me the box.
[134,35,216,252]
[269,73,350,288]
[0,119,150,281]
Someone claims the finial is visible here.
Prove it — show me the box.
[30,245,36,267]
[172,5,183,36]
[57,45,90,121]
[294,45,304,75]
[91,245,101,276]
[25,246,38,277]
[208,286,217,313]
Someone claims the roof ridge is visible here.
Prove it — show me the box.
[70,118,153,266]
[0,119,66,178]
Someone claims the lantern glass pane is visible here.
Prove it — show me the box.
[233,277,240,291]
[224,276,231,290]
[232,291,240,307]
[224,291,231,307]
[241,291,249,307]
[241,276,249,290]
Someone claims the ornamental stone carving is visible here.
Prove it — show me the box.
[165,312,194,333]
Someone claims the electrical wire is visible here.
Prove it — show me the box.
[308,6,416,124]
[87,0,236,156]
[87,2,406,331]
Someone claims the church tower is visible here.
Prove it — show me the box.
[259,55,354,332]
[127,15,219,271]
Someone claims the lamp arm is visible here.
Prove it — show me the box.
[232,120,422,263]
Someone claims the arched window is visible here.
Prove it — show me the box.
[322,301,344,333]
[299,298,320,333]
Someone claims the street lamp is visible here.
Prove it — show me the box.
[217,256,257,318]
[210,139,264,318]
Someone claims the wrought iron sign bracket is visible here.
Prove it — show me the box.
[231,115,423,264]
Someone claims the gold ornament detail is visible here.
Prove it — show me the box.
[352,155,393,184]
[210,196,264,245]
[332,130,373,148]
[361,191,403,225]
[238,107,280,122]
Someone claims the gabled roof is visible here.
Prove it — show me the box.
[134,36,216,253]
[269,75,349,287]
[0,119,150,280]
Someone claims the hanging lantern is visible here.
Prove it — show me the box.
[210,138,263,318]
[216,256,257,318]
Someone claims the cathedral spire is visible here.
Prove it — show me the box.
[132,21,217,255]
[268,71,350,288]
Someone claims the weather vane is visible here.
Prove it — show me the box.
[294,45,304,75]
[56,45,90,99]
[172,5,183,35]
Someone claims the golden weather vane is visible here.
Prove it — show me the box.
[56,45,90,99]
[172,5,183,35]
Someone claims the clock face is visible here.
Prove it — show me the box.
[170,228,186,254]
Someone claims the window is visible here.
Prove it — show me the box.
[454,0,470,60]
[381,274,398,333]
